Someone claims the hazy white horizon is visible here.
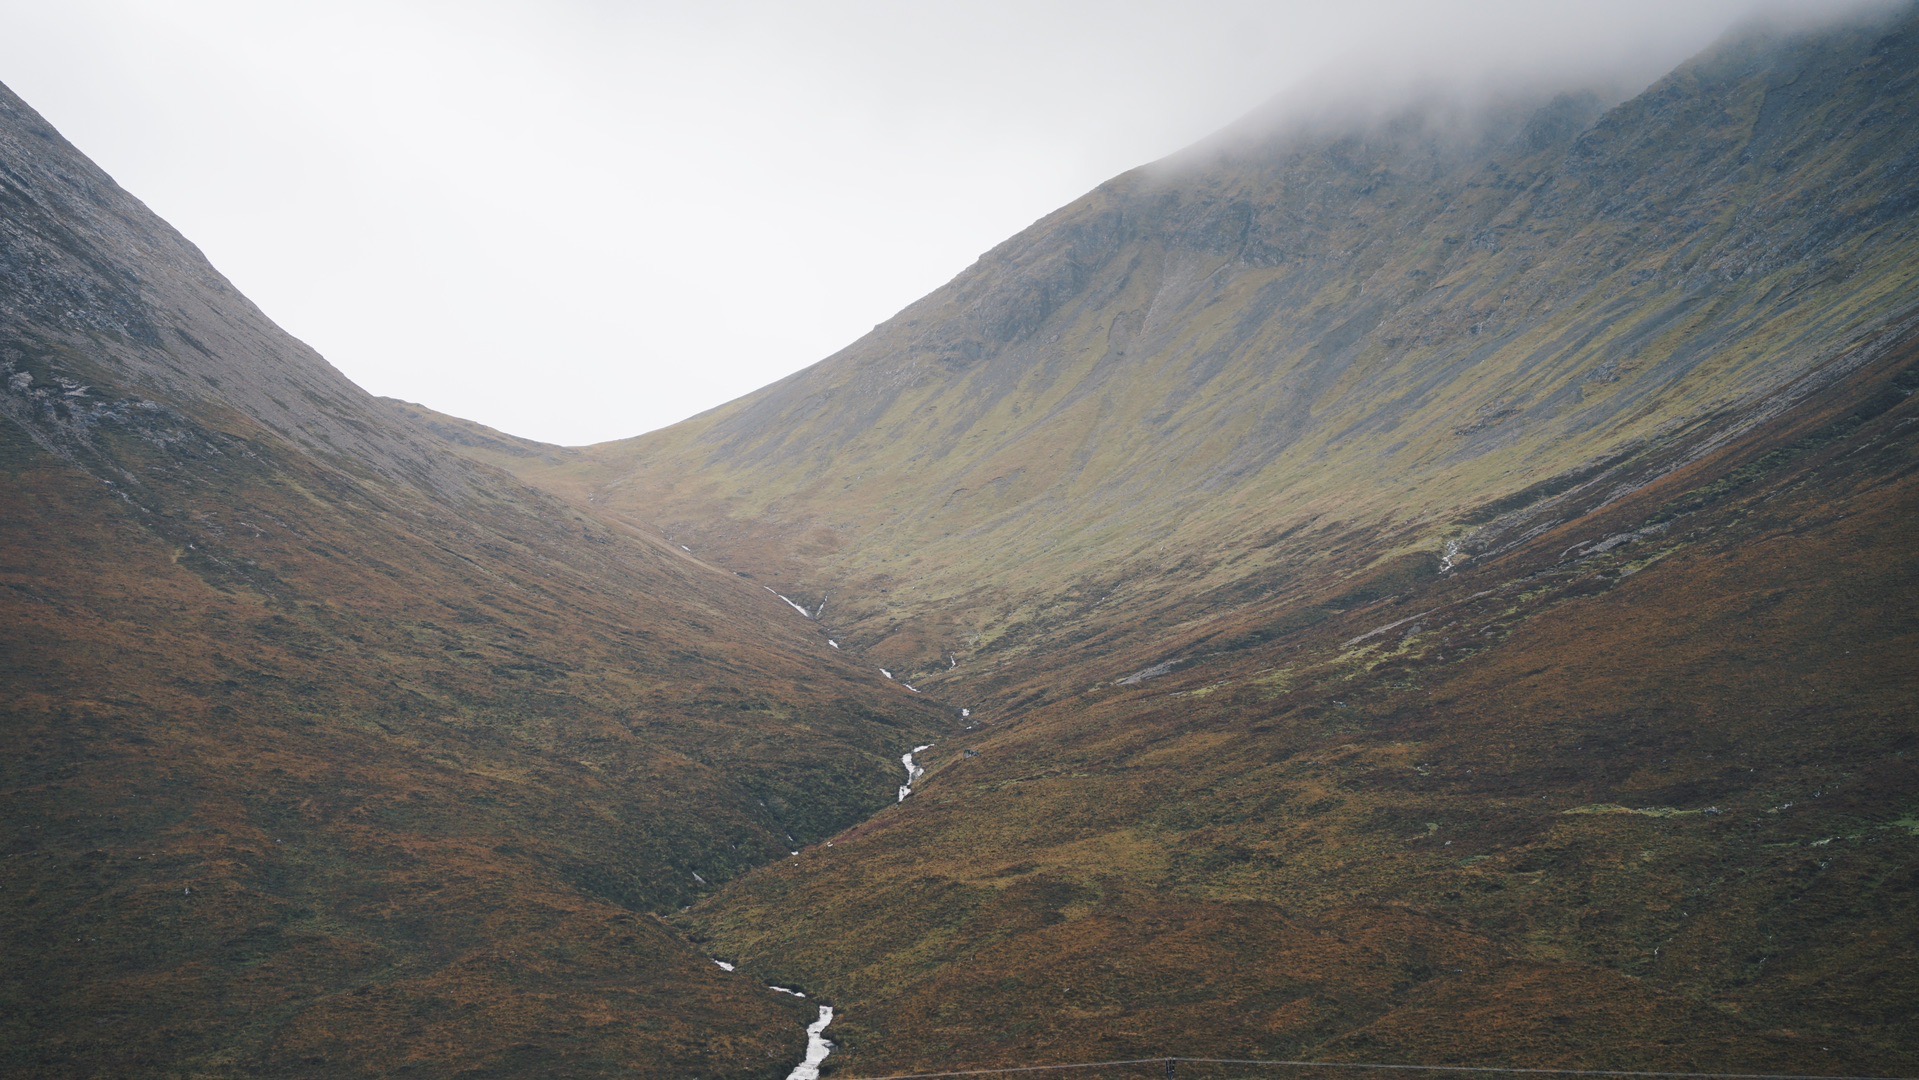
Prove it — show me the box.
[0,0,1885,445]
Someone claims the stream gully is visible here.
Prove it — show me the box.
[727,579,970,1074]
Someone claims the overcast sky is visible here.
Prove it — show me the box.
[0,1,1883,445]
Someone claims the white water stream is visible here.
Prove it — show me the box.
[714,564,969,1075]
[897,744,933,801]
[706,960,833,1077]
[784,1005,835,1080]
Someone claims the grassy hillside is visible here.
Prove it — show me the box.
[531,10,1919,1075]
[572,12,1919,699]
[684,304,1919,1077]
[0,81,950,1077]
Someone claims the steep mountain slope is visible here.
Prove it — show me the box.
[573,11,1919,699]
[0,83,950,1077]
[688,320,1919,1073]
[494,9,1919,1076]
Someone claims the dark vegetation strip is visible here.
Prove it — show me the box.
[840,1060,1919,1080]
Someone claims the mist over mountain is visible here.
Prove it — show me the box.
[573,8,1919,696]
[4,4,1918,1078]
